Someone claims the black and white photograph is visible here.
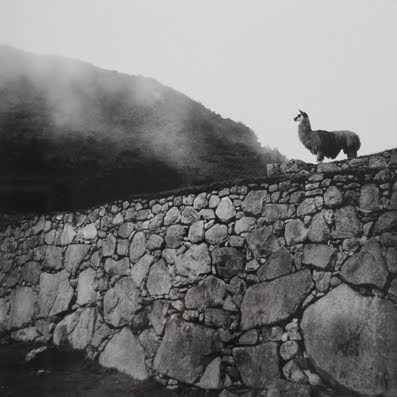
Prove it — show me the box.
[0,1,396,396]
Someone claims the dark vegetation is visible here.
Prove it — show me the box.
[0,46,286,212]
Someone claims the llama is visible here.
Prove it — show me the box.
[294,110,361,162]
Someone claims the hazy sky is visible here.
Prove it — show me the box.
[0,0,396,162]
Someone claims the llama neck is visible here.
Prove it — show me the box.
[298,118,313,148]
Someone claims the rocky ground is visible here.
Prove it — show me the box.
[0,342,193,397]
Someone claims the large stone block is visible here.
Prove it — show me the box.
[9,287,37,328]
[54,307,96,350]
[233,343,279,388]
[285,220,308,246]
[247,226,281,258]
[175,243,211,282]
[241,270,312,329]
[332,206,362,238]
[241,190,266,215]
[104,277,141,326]
[185,276,227,309]
[38,271,73,317]
[77,268,98,305]
[153,317,220,384]
[301,284,397,397]
[147,259,172,296]
[129,231,146,262]
[340,239,388,289]
[211,247,244,279]
[64,244,90,275]
[257,247,293,281]
[99,327,148,381]
[302,244,337,270]
[43,246,63,270]
[215,197,236,222]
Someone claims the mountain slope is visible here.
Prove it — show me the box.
[0,46,286,211]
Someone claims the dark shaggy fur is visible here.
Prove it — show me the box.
[295,111,361,162]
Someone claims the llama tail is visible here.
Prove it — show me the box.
[342,131,361,154]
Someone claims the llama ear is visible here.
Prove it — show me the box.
[299,109,304,115]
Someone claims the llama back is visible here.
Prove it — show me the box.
[334,130,361,153]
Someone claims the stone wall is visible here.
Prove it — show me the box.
[1,149,397,396]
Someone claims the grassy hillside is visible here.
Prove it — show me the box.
[0,46,285,211]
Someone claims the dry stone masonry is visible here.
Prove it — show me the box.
[1,149,397,396]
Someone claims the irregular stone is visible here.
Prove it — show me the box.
[153,317,220,384]
[199,209,215,220]
[307,213,330,243]
[193,193,207,210]
[302,244,337,270]
[165,225,185,248]
[64,244,90,275]
[139,329,161,357]
[188,220,204,243]
[239,329,258,345]
[99,327,148,381]
[374,211,397,234]
[102,234,116,257]
[247,226,281,258]
[79,223,97,239]
[147,259,172,296]
[241,190,266,215]
[241,270,312,329]
[195,356,222,390]
[9,287,37,328]
[301,284,397,397]
[211,247,244,279]
[104,277,141,326]
[205,224,228,246]
[297,198,317,217]
[129,231,146,262]
[147,234,164,251]
[258,247,293,281]
[104,257,130,276]
[215,197,236,222]
[324,186,343,207]
[185,276,227,309]
[147,300,169,336]
[175,243,211,281]
[233,343,279,388]
[267,379,311,397]
[332,206,362,238]
[60,224,76,245]
[12,326,41,342]
[43,246,63,270]
[313,271,332,292]
[234,217,256,234]
[164,207,181,225]
[359,184,379,213]
[38,271,73,317]
[131,254,154,287]
[264,204,289,222]
[389,278,397,302]
[149,213,164,230]
[340,239,388,289]
[283,359,308,384]
[285,220,308,246]
[280,340,299,360]
[77,268,98,305]
[181,207,200,225]
[21,262,41,285]
[54,307,96,350]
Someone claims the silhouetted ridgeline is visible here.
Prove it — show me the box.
[0,46,286,212]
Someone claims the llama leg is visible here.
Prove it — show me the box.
[317,152,325,163]
[347,151,357,159]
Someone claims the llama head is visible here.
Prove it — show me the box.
[294,110,309,122]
